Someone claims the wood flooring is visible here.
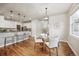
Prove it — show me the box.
[0,38,75,56]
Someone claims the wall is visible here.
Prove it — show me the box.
[68,4,79,55]
[31,20,37,38]
[0,15,22,28]
[49,13,68,42]
[31,20,43,38]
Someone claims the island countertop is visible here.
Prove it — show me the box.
[0,31,31,37]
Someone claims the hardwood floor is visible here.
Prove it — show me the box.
[0,38,75,56]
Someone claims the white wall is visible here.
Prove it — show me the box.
[68,4,79,55]
[31,19,42,38]
[31,20,37,38]
[49,14,68,41]
[0,15,22,28]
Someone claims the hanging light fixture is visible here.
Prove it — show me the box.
[18,13,21,22]
[44,8,49,20]
[5,10,14,21]
[10,10,13,20]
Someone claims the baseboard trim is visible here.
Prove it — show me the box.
[67,41,78,56]
[59,40,78,56]
[59,40,68,42]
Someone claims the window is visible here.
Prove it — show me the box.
[70,9,79,36]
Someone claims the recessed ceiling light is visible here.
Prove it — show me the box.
[18,13,20,15]
[24,16,25,18]
[10,10,13,13]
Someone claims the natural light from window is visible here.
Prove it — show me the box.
[70,9,79,37]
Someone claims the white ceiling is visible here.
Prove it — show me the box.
[0,3,72,22]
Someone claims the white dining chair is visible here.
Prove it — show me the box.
[45,35,60,56]
[34,36,43,52]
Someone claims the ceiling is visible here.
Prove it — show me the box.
[0,3,72,22]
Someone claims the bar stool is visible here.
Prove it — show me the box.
[4,37,7,55]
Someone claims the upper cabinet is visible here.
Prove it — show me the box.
[0,15,22,28]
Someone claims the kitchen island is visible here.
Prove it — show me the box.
[0,31,31,47]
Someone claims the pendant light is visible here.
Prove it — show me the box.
[44,8,49,20]
[10,10,13,20]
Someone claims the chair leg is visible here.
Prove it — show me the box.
[56,47,58,56]
[34,43,36,51]
[49,48,51,56]
[40,43,43,52]
[43,44,46,52]
[0,48,1,55]
[44,45,46,52]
